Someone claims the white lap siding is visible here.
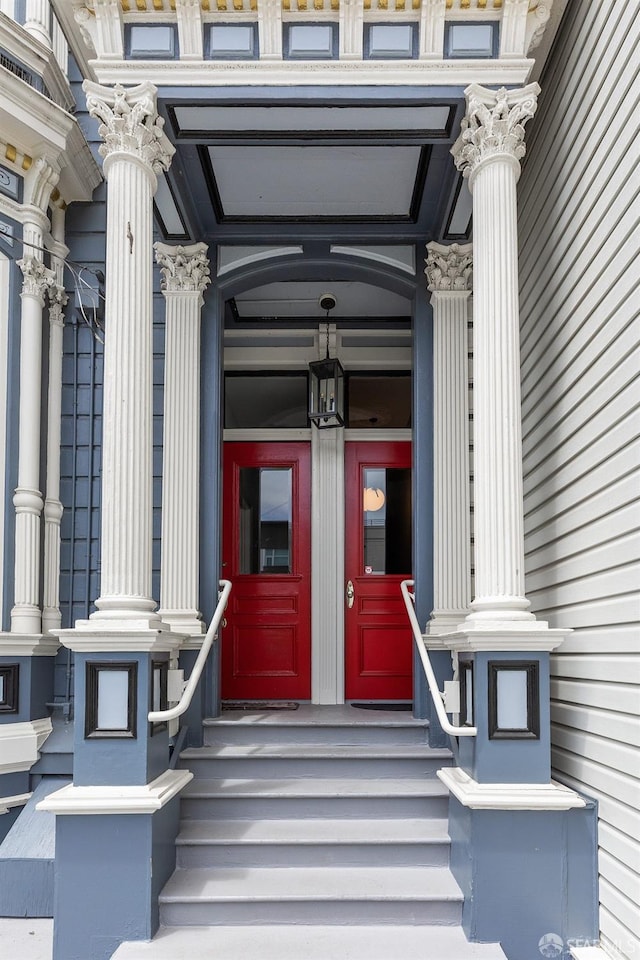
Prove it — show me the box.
[517,2,640,959]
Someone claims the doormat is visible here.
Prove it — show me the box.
[222,701,300,711]
[351,702,412,712]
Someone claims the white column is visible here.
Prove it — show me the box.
[24,0,52,48]
[452,83,539,627]
[42,282,66,635]
[425,241,472,637]
[154,242,210,637]
[84,81,174,623]
[11,255,52,635]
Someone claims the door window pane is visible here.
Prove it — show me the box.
[239,467,292,573]
[362,467,411,574]
[347,374,411,428]
[225,375,308,428]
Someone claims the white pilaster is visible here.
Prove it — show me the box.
[419,0,446,60]
[11,255,52,635]
[339,0,364,61]
[92,0,124,59]
[83,81,174,623]
[258,0,283,60]
[175,0,204,60]
[154,242,210,638]
[451,83,542,632]
[24,0,52,48]
[311,426,345,703]
[499,0,530,58]
[42,282,67,635]
[425,242,472,639]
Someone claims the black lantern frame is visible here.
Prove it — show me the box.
[308,354,345,428]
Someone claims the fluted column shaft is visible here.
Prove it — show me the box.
[11,255,51,634]
[155,242,210,635]
[42,284,66,634]
[84,81,174,621]
[452,83,539,624]
[425,242,473,635]
[24,0,52,47]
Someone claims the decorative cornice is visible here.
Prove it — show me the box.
[438,767,587,811]
[83,80,175,176]
[37,768,193,815]
[154,241,211,297]
[425,241,473,293]
[452,83,539,181]
[18,256,54,301]
[0,717,53,775]
[0,633,60,656]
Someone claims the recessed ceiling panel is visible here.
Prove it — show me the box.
[208,145,422,219]
[174,104,452,136]
[234,281,411,319]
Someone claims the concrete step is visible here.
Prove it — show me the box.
[111,923,508,960]
[180,743,451,780]
[203,708,429,747]
[176,817,451,867]
[181,777,450,820]
[159,865,463,926]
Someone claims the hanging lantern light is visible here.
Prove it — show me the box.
[309,295,345,429]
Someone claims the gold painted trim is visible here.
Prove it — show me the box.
[22,155,33,170]
[5,144,17,163]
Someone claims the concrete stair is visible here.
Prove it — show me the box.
[111,705,507,960]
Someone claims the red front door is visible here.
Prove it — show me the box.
[344,441,413,700]
[221,442,311,700]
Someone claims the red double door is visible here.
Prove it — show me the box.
[221,441,412,701]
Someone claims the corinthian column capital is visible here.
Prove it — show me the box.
[155,242,211,298]
[48,284,68,326]
[18,256,54,302]
[425,241,473,293]
[452,83,539,183]
[83,81,175,177]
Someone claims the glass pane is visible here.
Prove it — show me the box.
[496,670,529,729]
[240,467,292,574]
[97,670,130,730]
[225,375,308,428]
[347,374,411,428]
[362,467,411,574]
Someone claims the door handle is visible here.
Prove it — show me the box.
[346,580,355,609]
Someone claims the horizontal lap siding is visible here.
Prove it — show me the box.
[518,2,640,958]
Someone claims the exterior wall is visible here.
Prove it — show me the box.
[518,3,640,958]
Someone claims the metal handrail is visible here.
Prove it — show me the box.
[400,579,477,737]
[148,579,232,723]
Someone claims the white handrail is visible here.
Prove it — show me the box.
[148,579,232,724]
[400,579,476,737]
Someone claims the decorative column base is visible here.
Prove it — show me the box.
[158,611,205,643]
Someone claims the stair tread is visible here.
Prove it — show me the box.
[112,924,507,960]
[161,866,463,902]
[183,777,448,798]
[204,707,428,728]
[177,818,450,844]
[182,744,450,759]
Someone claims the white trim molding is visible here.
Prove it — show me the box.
[0,634,60,656]
[0,792,32,815]
[438,766,587,811]
[0,717,52,775]
[443,625,568,652]
[37,769,193,816]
